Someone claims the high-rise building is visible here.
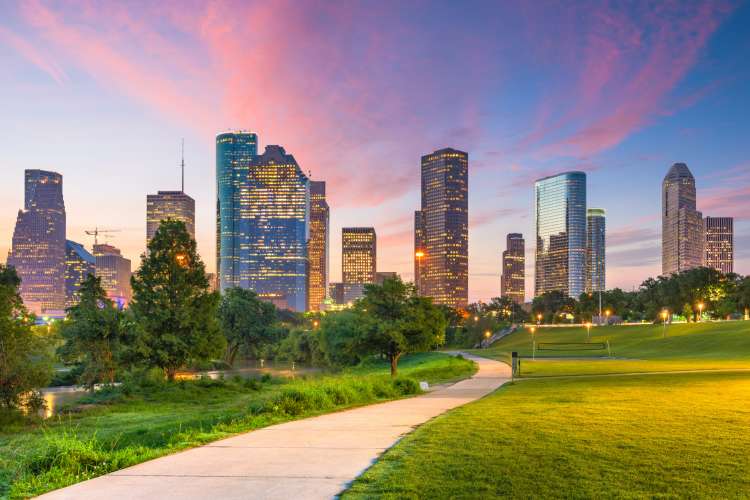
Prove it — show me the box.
[216,131,258,291]
[8,170,67,316]
[308,181,329,311]
[501,233,525,304]
[147,191,195,244]
[342,227,376,285]
[662,163,704,275]
[534,171,587,298]
[64,240,96,309]
[375,271,399,285]
[586,208,606,293]
[704,216,733,274]
[414,148,468,308]
[240,145,309,311]
[328,282,366,306]
[93,243,131,307]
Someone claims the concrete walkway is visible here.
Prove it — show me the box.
[40,353,510,500]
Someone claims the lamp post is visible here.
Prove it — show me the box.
[661,309,669,338]
[484,330,491,348]
[605,309,611,326]
[537,313,542,326]
[697,302,704,322]
[585,322,592,340]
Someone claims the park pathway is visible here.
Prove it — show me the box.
[39,353,510,500]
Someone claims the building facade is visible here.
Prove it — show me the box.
[586,208,606,293]
[8,170,67,316]
[413,148,468,308]
[534,171,587,298]
[342,227,376,284]
[307,181,329,311]
[704,216,733,274]
[375,271,398,285]
[329,282,366,306]
[216,131,258,291]
[64,240,96,309]
[662,163,704,275]
[147,191,195,245]
[93,243,132,308]
[501,233,525,304]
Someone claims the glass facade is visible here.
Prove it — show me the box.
[704,216,733,274]
[216,131,258,291]
[586,208,606,293]
[534,171,586,298]
[8,170,67,316]
[65,240,96,309]
[342,227,376,284]
[501,233,525,304]
[147,191,195,245]
[93,243,132,308]
[662,163,703,275]
[307,181,329,311]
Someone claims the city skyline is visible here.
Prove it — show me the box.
[1,1,749,302]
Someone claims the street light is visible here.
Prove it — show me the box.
[484,330,491,348]
[697,302,704,322]
[605,309,611,325]
[312,320,319,328]
[537,313,542,325]
[474,315,479,322]
[175,252,188,267]
[661,309,669,338]
[585,321,592,339]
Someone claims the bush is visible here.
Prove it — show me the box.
[393,377,420,394]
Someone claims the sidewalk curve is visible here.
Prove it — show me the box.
[39,353,510,500]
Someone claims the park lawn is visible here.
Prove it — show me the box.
[344,370,750,498]
[0,352,475,499]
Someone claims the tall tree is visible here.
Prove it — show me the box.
[129,220,224,380]
[219,287,276,366]
[58,275,123,388]
[0,265,53,409]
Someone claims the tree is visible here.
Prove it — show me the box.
[318,310,362,366]
[128,220,224,380]
[735,276,750,319]
[219,288,276,366]
[0,265,53,409]
[532,291,576,323]
[354,277,445,377]
[58,275,123,388]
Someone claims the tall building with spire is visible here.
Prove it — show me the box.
[8,170,67,316]
[308,181,329,311]
[501,233,525,304]
[704,216,733,274]
[662,163,703,275]
[413,148,468,308]
[586,208,606,293]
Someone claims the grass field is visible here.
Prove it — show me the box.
[0,353,475,499]
[344,321,750,498]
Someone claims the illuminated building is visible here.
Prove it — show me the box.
[243,145,309,312]
[308,181,329,311]
[8,170,66,316]
[65,240,96,309]
[375,272,398,285]
[206,272,218,293]
[147,191,195,245]
[342,227,376,285]
[704,216,733,273]
[501,233,525,304]
[329,282,366,305]
[216,131,258,291]
[662,163,703,275]
[534,171,586,298]
[586,209,606,293]
[414,148,468,308]
[93,243,131,307]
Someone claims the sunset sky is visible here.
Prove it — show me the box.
[1,0,748,302]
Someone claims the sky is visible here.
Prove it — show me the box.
[0,0,748,302]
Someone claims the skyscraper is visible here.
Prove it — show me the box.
[8,170,67,316]
[242,145,309,311]
[534,171,587,298]
[147,191,195,244]
[216,131,258,291]
[704,216,733,274]
[501,233,525,304]
[342,227,376,285]
[93,243,131,307]
[65,240,96,309]
[414,148,468,308]
[662,163,704,275]
[308,181,329,311]
[586,208,606,293]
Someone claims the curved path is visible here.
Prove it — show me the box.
[40,353,510,500]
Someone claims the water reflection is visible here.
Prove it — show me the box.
[40,386,90,419]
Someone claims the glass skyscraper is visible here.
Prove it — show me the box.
[704,216,733,274]
[216,131,258,291]
[65,240,96,309]
[308,181,329,311]
[586,208,606,293]
[534,171,586,298]
[8,170,67,316]
[662,163,703,275]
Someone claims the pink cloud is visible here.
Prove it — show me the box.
[0,26,67,84]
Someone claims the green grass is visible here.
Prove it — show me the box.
[344,371,750,498]
[0,352,475,499]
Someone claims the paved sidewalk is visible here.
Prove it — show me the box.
[40,353,510,500]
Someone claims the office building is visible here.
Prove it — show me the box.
[413,148,468,307]
[534,171,587,298]
[147,191,195,244]
[500,233,525,304]
[93,243,131,307]
[308,181,329,311]
[342,227,376,284]
[375,271,399,285]
[586,208,606,293]
[704,216,733,274]
[64,240,96,309]
[329,282,366,305]
[7,170,67,316]
[662,163,703,275]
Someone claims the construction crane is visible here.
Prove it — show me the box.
[84,227,121,246]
